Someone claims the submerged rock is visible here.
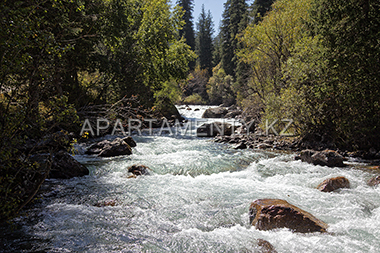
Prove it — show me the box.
[94,199,118,207]
[297,149,345,167]
[127,164,151,176]
[249,199,328,233]
[257,239,277,253]
[50,151,89,179]
[196,122,233,137]
[317,176,350,192]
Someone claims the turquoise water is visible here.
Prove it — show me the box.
[1,106,380,252]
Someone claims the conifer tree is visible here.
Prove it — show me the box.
[220,0,248,78]
[177,0,196,69]
[251,0,276,24]
[195,5,214,75]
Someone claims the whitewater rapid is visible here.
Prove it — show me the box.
[1,105,380,252]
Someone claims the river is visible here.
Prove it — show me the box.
[1,106,380,252]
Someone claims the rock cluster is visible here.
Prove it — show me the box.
[296,149,345,167]
[214,134,298,150]
[201,106,242,119]
[197,122,233,137]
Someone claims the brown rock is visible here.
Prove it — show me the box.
[257,239,277,253]
[202,107,228,118]
[127,164,151,176]
[298,149,316,163]
[249,199,328,233]
[368,175,380,187]
[317,176,350,192]
[298,149,345,167]
[86,138,132,157]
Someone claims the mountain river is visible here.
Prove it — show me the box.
[1,106,380,252]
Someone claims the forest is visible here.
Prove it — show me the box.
[0,0,379,220]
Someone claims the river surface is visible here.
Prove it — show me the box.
[1,106,380,252]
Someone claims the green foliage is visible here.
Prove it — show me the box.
[183,94,207,105]
[0,0,194,221]
[155,79,182,104]
[207,63,235,106]
[239,0,380,150]
[182,67,209,102]
[307,0,380,149]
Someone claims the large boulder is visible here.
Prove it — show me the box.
[86,138,133,157]
[50,151,89,179]
[154,96,182,120]
[249,199,328,233]
[196,122,232,137]
[317,176,350,192]
[297,149,345,167]
[202,107,228,118]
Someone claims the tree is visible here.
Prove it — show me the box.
[250,0,276,24]
[195,5,214,75]
[307,0,380,149]
[0,0,195,221]
[220,0,248,78]
[207,63,235,106]
[177,0,196,69]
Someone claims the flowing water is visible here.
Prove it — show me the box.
[1,106,380,252]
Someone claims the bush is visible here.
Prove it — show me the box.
[183,94,207,105]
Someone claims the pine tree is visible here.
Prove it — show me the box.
[177,0,196,69]
[220,0,248,78]
[251,0,276,24]
[195,5,214,75]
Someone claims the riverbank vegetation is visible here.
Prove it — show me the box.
[0,0,194,221]
[179,0,380,152]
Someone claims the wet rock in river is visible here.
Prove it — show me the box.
[202,107,228,118]
[297,149,345,167]
[94,199,118,207]
[257,239,277,253]
[317,176,350,192]
[367,175,380,187]
[249,199,328,233]
[127,164,151,176]
[86,137,133,157]
[234,142,247,150]
[50,151,89,179]
[196,122,232,137]
[123,136,136,147]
